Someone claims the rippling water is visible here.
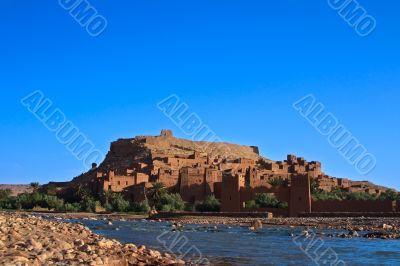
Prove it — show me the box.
[69,219,400,265]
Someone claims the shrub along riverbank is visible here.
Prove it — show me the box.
[0,182,221,214]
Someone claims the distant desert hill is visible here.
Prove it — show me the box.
[0,184,32,196]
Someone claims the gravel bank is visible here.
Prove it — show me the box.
[156,215,400,230]
[0,213,186,265]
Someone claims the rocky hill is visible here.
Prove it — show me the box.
[69,129,262,184]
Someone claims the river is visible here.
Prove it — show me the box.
[67,218,400,265]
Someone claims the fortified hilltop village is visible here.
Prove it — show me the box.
[46,129,393,217]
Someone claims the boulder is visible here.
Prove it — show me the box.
[251,219,263,230]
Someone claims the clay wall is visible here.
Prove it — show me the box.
[220,174,244,212]
[337,178,350,188]
[102,171,135,192]
[205,169,222,196]
[312,200,395,213]
[213,182,222,199]
[135,172,149,184]
[289,174,311,217]
[179,167,206,202]
[158,169,179,188]
[128,183,147,202]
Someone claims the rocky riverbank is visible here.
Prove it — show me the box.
[159,216,400,239]
[157,215,399,229]
[0,213,185,265]
[19,211,400,233]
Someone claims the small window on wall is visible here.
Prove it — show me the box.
[118,181,120,185]
[126,181,128,185]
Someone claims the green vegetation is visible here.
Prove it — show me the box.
[63,202,81,212]
[0,182,155,214]
[310,178,321,195]
[312,189,392,201]
[146,182,167,207]
[106,193,130,212]
[130,199,151,213]
[312,187,346,201]
[268,177,288,188]
[1,181,184,213]
[157,193,185,212]
[0,189,14,209]
[245,193,288,209]
[146,182,185,212]
[379,189,400,201]
[0,191,65,211]
[311,179,400,201]
[195,195,221,212]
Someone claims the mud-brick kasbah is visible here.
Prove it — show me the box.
[51,130,393,217]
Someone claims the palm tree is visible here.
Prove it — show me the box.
[30,182,40,193]
[76,184,91,201]
[147,182,166,207]
[103,190,114,205]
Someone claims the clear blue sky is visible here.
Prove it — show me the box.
[0,1,399,189]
